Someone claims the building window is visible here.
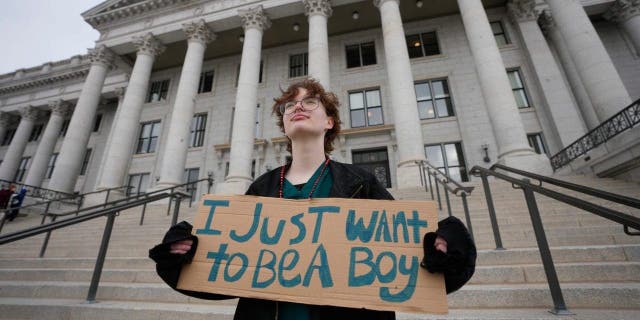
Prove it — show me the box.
[93,114,102,132]
[415,79,454,119]
[136,121,161,154]
[14,157,30,182]
[198,70,215,94]
[46,153,58,179]
[184,168,200,197]
[127,173,150,196]
[146,79,170,103]
[491,21,510,46]
[60,119,69,137]
[255,104,262,138]
[406,31,440,58]
[259,60,264,83]
[425,142,469,182]
[508,69,531,108]
[2,129,16,146]
[80,149,92,176]
[527,133,548,155]
[349,89,383,128]
[29,124,44,142]
[346,42,377,68]
[190,114,207,148]
[289,53,308,78]
[352,148,391,188]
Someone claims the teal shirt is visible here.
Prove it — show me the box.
[279,162,333,320]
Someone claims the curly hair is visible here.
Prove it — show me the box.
[272,78,341,154]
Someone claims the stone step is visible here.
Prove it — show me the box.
[1,280,638,308]
[1,298,639,320]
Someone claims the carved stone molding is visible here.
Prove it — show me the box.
[507,0,538,23]
[132,33,166,57]
[604,0,640,23]
[538,10,555,37]
[49,100,72,117]
[183,19,216,44]
[303,0,333,18]
[88,45,115,67]
[19,106,41,121]
[373,0,400,9]
[114,86,126,99]
[238,6,271,32]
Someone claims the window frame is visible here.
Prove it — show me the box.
[183,168,200,197]
[345,41,377,69]
[348,88,384,128]
[197,70,215,94]
[28,124,44,142]
[146,79,171,103]
[351,148,392,188]
[414,79,455,120]
[46,153,58,179]
[127,173,150,196]
[289,52,309,78]
[136,121,161,154]
[1,128,16,146]
[507,68,532,109]
[490,20,510,46]
[424,142,469,182]
[80,149,92,176]
[527,133,548,155]
[14,157,31,182]
[190,113,207,148]
[406,31,441,59]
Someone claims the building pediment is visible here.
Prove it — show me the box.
[82,0,192,29]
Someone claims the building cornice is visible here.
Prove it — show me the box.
[84,0,192,30]
[0,68,90,96]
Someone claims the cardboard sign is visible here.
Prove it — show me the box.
[177,195,447,314]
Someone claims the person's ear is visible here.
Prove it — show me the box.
[325,116,334,130]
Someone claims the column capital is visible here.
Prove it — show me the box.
[238,6,271,32]
[303,0,333,18]
[183,19,216,44]
[603,0,640,23]
[538,10,556,36]
[88,45,115,67]
[48,100,72,117]
[373,0,399,9]
[132,33,166,57]
[19,106,41,121]
[507,0,539,23]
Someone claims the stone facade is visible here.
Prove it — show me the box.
[1,0,639,196]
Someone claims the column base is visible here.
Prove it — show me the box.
[217,176,253,195]
[497,151,553,176]
[396,161,425,189]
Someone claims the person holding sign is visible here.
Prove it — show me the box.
[150,78,476,319]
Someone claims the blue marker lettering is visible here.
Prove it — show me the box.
[308,206,340,243]
[196,200,229,235]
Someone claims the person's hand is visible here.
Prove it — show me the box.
[170,239,193,254]
[434,236,447,253]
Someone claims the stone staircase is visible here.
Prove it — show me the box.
[0,174,639,319]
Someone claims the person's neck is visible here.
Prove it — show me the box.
[286,137,328,185]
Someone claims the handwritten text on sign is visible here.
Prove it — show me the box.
[177,195,447,314]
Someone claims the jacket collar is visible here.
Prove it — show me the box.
[328,161,365,198]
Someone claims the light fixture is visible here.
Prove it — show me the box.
[293,22,300,31]
[413,41,421,47]
[352,11,359,20]
[482,144,491,163]
[238,35,244,43]
[416,0,424,8]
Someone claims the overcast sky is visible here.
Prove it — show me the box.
[0,0,106,75]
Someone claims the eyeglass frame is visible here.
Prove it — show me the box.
[279,96,321,115]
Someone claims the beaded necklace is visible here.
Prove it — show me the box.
[279,157,331,199]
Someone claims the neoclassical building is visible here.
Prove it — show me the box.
[0,0,638,198]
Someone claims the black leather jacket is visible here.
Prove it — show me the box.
[150,161,476,320]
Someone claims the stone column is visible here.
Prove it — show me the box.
[96,33,165,191]
[0,106,40,181]
[48,45,114,193]
[223,6,271,194]
[457,0,550,173]
[604,0,640,54]
[304,0,332,89]
[507,0,587,150]
[539,11,600,130]
[156,20,214,189]
[374,0,427,187]
[24,101,71,187]
[547,0,632,121]
[0,112,10,146]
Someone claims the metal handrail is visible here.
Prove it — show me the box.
[469,164,640,314]
[491,163,640,209]
[0,178,75,200]
[550,98,640,170]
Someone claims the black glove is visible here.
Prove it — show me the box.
[149,221,199,267]
[421,216,476,293]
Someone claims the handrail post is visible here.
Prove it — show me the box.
[460,192,474,242]
[207,174,213,194]
[443,180,452,217]
[166,188,174,216]
[171,195,183,226]
[434,174,442,210]
[480,173,505,250]
[39,215,57,258]
[139,202,147,226]
[86,211,117,303]
[521,180,573,315]
[427,168,434,200]
[105,189,111,207]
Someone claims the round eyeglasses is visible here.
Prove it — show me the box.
[279,97,320,115]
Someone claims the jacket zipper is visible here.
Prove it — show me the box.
[349,184,363,198]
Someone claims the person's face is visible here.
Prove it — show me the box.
[282,88,334,141]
